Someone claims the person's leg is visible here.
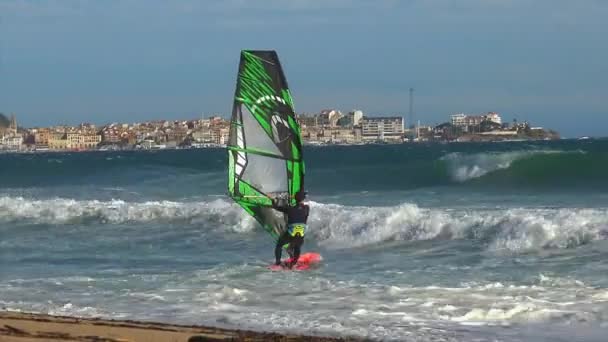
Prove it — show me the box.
[288,236,304,267]
[275,233,290,265]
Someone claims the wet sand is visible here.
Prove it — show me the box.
[0,311,367,342]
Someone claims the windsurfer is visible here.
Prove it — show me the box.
[272,191,309,268]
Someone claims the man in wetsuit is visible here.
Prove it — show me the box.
[272,191,309,269]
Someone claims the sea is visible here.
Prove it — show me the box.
[1,139,608,341]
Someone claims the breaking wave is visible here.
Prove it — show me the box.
[441,150,566,182]
[0,196,250,228]
[309,202,608,252]
[2,196,607,253]
[441,149,608,189]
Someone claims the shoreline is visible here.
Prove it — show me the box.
[0,136,583,154]
[0,311,367,342]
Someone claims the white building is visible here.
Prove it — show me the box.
[451,112,502,127]
[484,112,502,125]
[451,113,467,126]
[361,116,404,142]
[0,135,23,150]
[350,110,363,126]
[192,128,213,143]
[212,127,230,145]
[0,114,22,150]
[318,109,344,127]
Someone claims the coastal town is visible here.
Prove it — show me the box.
[0,110,559,152]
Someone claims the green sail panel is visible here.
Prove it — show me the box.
[227,50,305,242]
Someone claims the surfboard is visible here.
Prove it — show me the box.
[226,50,309,262]
[269,252,322,271]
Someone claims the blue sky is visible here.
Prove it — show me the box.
[0,0,606,137]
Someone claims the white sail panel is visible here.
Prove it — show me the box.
[241,153,288,194]
[241,106,282,156]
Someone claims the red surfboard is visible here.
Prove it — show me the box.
[269,252,322,271]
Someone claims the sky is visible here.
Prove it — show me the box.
[0,0,607,137]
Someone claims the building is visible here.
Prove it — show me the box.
[212,127,230,145]
[165,128,190,144]
[467,116,483,127]
[193,126,230,145]
[297,114,318,129]
[192,128,211,143]
[198,118,211,129]
[67,133,81,148]
[451,112,502,127]
[325,128,360,144]
[350,110,363,127]
[100,124,131,144]
[34,128,51,148]
[335,110,364,128]
[0,135,23,150]
[484,112,502,125]
[76,133,102,149]
[301,127,323,143]
[360,116,404,142]
[46,131,101,150]
[0,114,22,150]
[451,114,467,127]
[48,133,68,150]
[317,109,344,127]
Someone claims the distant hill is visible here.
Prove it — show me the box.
[0,113,9,128]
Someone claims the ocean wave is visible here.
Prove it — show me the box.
[1,196,607,253]
[309,202,608,252]
[440,150,571,182]
[0,196,253,230]
[2,144,608,192]
[441,149,608,189]
[314,147,608,191]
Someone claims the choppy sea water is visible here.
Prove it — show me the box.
[1,139,608,341]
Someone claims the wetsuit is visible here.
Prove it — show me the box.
[273,201,309,268]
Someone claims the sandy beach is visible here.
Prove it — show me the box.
[0,311,366,342]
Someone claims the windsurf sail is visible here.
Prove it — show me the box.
[227,50,305,242]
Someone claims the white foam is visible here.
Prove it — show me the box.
[3,269,607,342]
[451,304,536,322]
[591,291,608,300]
[309,202,608,252]
[1,196,607,253]
[0,196,254,231]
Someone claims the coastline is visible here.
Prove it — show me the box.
[0,311,367,342]
[0,136,578,155]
